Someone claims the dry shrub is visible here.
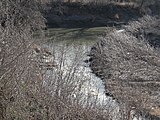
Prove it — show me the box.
[0,0,46,119]
[91,15,160,119]
[0,1,113,120]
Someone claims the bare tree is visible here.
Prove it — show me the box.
[0,0,46,119]
[0,0,116,119]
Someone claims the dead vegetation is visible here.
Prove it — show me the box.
[0,0,114,120]
[90,15,160,119]
[1,0,160,119]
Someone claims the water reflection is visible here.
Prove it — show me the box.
[38,28,121,119]
[37,26,148,120]
[44,40,118,107]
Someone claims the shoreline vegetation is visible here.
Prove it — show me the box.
[44,1,142,28]
[0,0,160,119]
[89,15,160,119]
[44,0,160,28]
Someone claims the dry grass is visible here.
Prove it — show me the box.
[0,1,112,119]
[90,15,160,118]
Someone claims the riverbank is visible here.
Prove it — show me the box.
[89,16,160,119]
[44,2,143,28]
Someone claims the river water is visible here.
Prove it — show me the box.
[43,27,113,103]
[40,27,142,120]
